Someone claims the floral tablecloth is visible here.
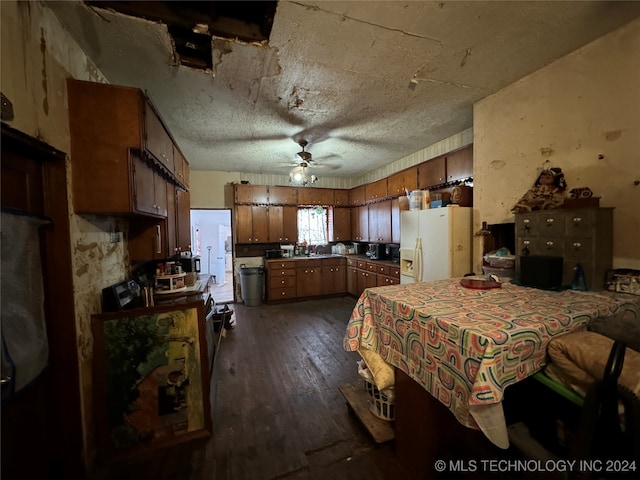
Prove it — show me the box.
[343,278,640,447]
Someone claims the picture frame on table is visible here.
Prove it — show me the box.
[91,300,211,462]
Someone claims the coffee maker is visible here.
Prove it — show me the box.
[179,251,201,273]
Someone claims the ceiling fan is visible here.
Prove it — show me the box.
[287,140,320,186]
[296,140,313,163]
[277,139,340,170]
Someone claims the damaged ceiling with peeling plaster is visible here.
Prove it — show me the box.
[46,1,640,179]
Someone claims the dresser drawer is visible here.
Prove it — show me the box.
[564,210,596,237]
[268,287,296,300]
[269,276,296,288]
[269,268,296,277]
[517,237,563,257]
[535,212,564,237]
[268,261,296,270]
[372,264,390,275]
[564,237,594,261]
[378,274,399,286]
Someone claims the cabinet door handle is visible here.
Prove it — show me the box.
[573,217,582,223]
[546,241,555,246]
[572,242,582,248]
[156,225,161,254]
[546,218,554,224]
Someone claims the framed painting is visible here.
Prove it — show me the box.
[92,300,211,461]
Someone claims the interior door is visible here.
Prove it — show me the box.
[1,125,83,478]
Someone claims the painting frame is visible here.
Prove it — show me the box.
[92,300,211,462]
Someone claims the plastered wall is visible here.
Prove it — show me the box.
[474,18,640,273]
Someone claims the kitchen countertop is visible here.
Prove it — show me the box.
[264,254,400,267]
[153,274,212,305]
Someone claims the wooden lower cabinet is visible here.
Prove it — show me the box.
[321,258,346,295]
[267,256,396,301]
[346,259,358,296]
[267,257,346,302]
[296,259,323,298]
[266,260,297,301]
[347,258,401,297]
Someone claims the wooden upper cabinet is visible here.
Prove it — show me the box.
[387,167,417,197]
[235,184,268,204]
[269,186,298,205]
[417,155,446,189]
[67,79,187,217]
[282,206,298,242]
[132,154,168,217]
[445,145,473,182]
[166,183,177,256]
[176,188,191,252]
[333,189,349,206]
[364,178,388,202]
[368,200,391,243]
[145,101,174,173]
[349,185,365,206]
[165,182,190,256]
[236,204,268,243]
[68,79,143,215]
[391,198,401,244]
[298,187,334,206]
[268,205,297,243]
[331,207,351,242]
[357,205,369,242]
[173,144,189,189]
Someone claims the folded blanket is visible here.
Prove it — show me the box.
[358,347,395,390]
[545,331,640,398]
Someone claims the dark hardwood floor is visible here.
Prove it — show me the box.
[91,296,410,480]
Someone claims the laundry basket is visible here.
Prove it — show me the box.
[364,380,395,421]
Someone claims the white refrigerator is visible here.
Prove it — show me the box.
[400,206,472,284]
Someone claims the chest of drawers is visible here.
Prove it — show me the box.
[515,208,613,290]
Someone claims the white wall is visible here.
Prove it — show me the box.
[474,18,640,272]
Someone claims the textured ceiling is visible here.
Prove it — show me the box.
[47,1,640,179]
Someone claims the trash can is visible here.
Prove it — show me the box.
[239,266,265,306]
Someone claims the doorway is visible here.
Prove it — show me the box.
[191,209,234,304]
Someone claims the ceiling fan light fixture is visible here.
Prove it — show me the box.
[289,164,318,186]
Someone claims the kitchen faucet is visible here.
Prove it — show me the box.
[314,244,326,255]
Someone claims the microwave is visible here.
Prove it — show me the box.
[366,243,388,260]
